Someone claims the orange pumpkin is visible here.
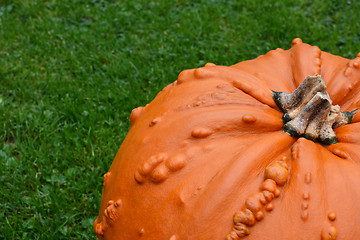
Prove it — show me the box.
[94,38,360,240]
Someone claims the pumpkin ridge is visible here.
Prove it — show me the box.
[337,58,360,106]
[290,38,322,88]
[245,139,334,239]
[334,121,360,143]
[174,86,271,113]
[327,142,360,165]
[339,84,360,113]
[320,53,350,105]
[284,139,336,239]
[173,73,275,114]
[164,140,249,208]
[166,133,290,209]
[231,48,293,92]
[226,154,291,239]
[178,64,277,109]
[322,54,360,106]
[181,105,283,136]
[319,145,360,238]
[180,132,294,239]
[200,65,277,108]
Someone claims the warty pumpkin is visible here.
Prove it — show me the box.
[94,38,360,240]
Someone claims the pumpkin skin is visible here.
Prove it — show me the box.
[94,38,360,240]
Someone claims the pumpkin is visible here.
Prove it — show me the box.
[94,38,360,240]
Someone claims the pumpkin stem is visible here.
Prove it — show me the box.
[273,74,327,123]
[273,74,356,145]
[332,108,358,129]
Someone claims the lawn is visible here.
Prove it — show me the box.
[1,0,360,239]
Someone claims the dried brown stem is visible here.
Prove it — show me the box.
[273,74,356,145]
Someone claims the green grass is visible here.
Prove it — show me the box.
[1,0,359,239]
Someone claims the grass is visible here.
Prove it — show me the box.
[0,0,359,239]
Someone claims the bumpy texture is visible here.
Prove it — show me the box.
[94,38,360,240]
